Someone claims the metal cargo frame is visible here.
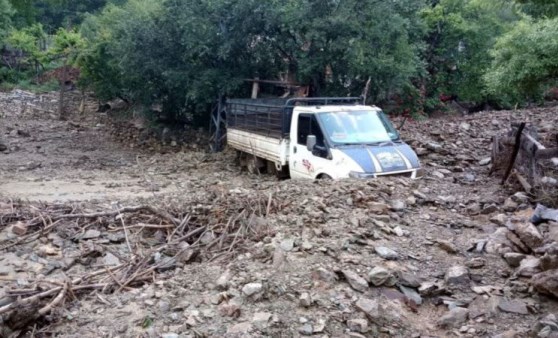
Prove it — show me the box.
[210,96,363,152]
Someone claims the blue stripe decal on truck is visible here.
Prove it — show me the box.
[339,143,420,174]
[340,147,376,173]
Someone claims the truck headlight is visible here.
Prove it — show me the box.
[349,171,375,179]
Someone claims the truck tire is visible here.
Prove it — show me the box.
[274,165,290,180]
[246,155,266,175]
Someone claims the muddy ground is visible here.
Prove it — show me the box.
[1,90,558,338]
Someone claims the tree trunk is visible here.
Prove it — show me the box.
[58,63,68,120]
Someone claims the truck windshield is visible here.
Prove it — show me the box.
[318,110,400,145]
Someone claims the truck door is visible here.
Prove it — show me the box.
[289,113,331,179]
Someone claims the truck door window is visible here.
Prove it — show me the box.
[298,115,325,147]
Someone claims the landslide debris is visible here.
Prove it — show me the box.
[2,89,558,337]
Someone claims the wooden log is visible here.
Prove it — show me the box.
[502,122,526,185]
[513,170,532,193]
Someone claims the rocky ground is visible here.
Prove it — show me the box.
[1,90,558,338]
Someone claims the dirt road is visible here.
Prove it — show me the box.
[1,90,558,337]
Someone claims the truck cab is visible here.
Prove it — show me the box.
[289,104,421,179]
[223,97,421,180]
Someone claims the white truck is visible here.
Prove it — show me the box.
[225,97,421,179]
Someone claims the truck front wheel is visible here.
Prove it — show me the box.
[274,164,290,180]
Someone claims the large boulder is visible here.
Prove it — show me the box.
[532,269,558,298]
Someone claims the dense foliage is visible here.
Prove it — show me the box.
[1,0,557,121]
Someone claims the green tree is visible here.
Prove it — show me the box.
[514,0,558,17]
[80,0,426,122]
[6,23,47,73]
[8,0,126,30]
[47,28,85,118]
[484,17,558,104]
[421,0,519,108]
[0,0,14,35]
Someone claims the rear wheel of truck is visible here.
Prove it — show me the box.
[245,155,266,175]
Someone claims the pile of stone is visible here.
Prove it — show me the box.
[484,202,558,307]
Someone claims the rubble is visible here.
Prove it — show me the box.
[368,266,396,286]
[445,265,470,285]
[437,307,469,328]
[375,246,400,260]
[2,90,558,336]
[342,270,369,292]
[532,269,558,298]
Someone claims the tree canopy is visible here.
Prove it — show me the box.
[1,0,558,119]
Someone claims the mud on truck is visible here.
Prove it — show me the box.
[224,97,422,180]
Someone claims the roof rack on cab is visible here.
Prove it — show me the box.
[285,96,364,107]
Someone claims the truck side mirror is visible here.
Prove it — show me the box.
[306,135,317,151]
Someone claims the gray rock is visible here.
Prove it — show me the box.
[355,297,405,325]
[497,299,529,315]
[463,173,476,182]
[252,312,272,329]
[227,322,252,335]
[392,226,405,237]
[368,202,390,214]
[399,285,422,305]
[313,318,326,333]
[280,238,295,252]
[316,268,338,283]
[418,281,444,296]
[445,265,470,285]
[342,270,369,292]
[216,270,231,290]
[375,246,399,260]
[427,142,443,152]
[390,200,406,212]
[398,272,422,288]
[532,269,558,298]
[479,158,492,166]
[103,252,121,266]
[436,240,458,254]
[513,222,543,250]
[541,252,558,271]
[162,334,179,338]
[492,330,520,338]
[347,319,368,333]
[490,214,508,227]
[82,229,101,239]
[355,298,380,320]
[432,171,445,179]
[503,198,519,211]
[437,307,469,328]
[481,204,499,215]
[503,252,526,268]
[242,283,263,297]
[465,257,486,269]
[517,257,541,277]
[368,267,396,286]
[299,292,312,307]
[298,324,314,336]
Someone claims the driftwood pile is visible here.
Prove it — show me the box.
[0,194,275,335]
[491,122,558,208]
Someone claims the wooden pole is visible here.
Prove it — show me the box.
[501,122,526,185]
